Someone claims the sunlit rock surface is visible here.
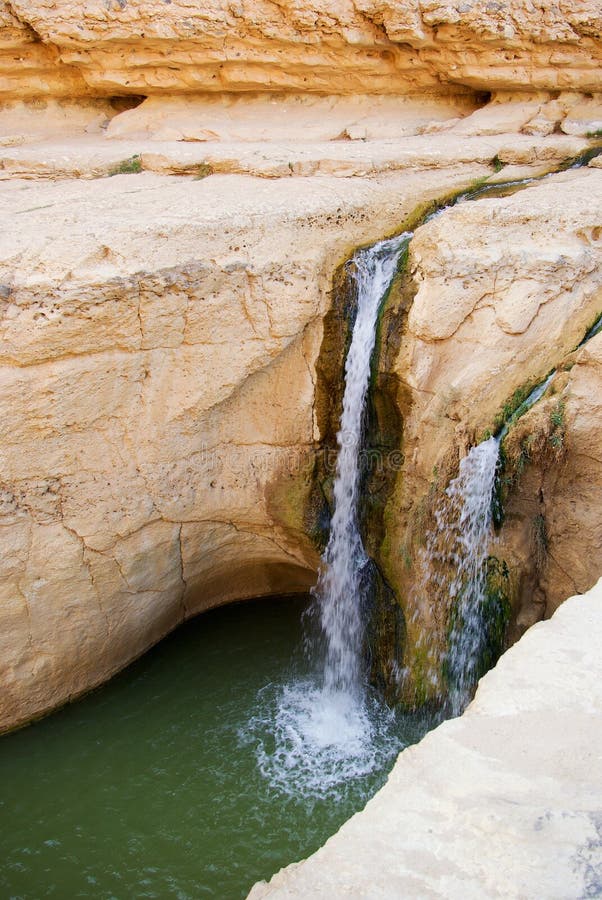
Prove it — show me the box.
[249,578,602,899]
[0,161,497,731]
[499,329,602,631]
[0,0,601,734]
[1,0,601,96]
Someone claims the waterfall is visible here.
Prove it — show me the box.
[441,436,501,713]
[430,358,581,713]
[246,233,411,799]
[313,233,411,698]
[247,174,601,798]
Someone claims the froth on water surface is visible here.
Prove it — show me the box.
[241,677,416,803]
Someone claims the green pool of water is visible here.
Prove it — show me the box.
[0,595,436,899]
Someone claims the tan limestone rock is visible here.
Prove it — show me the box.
[561,95,602,136]
[0,131,589,182]
[497,333,602,634]
[104,92,476,143]
[0,161,493,731]
[446,92,547,136]
[0,98,125,144]
[0,1,600,98]
[0,0,90,99]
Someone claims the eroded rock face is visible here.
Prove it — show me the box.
[496,331,602,637]
[1,145,601,730]
[0,0,601,98]
[0,1,89,99]
[371,166,602,703]
[0,162,495,731]
[0,0,601,735]
[103,93,478,143]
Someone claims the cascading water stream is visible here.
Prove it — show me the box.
[441,436,501,714]
[245,167,601,798]
[430,375,558,715]
[432,312,601,715]
[314,233,411,699]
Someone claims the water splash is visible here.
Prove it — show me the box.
[243,679,402,802]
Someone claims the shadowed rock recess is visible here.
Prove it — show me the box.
[0,0,601,892]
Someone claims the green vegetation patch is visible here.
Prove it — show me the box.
[548,399,565,451]
[492,379,542,435]
[479,556,513,676]
[193,163,214,180]
[108,154,142,176]
[493,391,567,529]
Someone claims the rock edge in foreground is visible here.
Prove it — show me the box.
[249,578,602,899]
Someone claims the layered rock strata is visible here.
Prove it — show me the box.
[1,1,601,97]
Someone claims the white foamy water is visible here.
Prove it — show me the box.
[247,234,410,798]
[243,678,401,800]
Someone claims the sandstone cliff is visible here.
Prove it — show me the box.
[0,0,601,731]
[1,0,601,97]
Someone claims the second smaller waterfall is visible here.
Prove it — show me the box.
[442,436,500,712]
[421,436,501,715]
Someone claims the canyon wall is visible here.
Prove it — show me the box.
[1,160,503,731]
[1,0,601,97]
[0,0,601,730]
